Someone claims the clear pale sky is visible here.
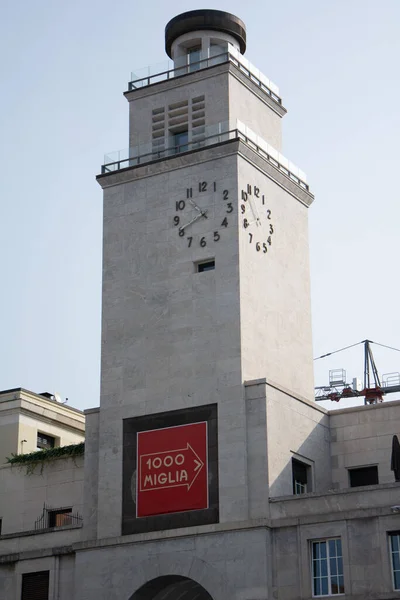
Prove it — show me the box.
[1,1,399,410]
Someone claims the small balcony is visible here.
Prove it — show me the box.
[128,44,282,106]
[100,120,309,193]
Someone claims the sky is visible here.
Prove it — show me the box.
[1,0,400,411]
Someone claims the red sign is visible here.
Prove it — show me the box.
[136,422,208,518]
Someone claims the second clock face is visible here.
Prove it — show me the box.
[240,184,275,254]
[172,180,233,249]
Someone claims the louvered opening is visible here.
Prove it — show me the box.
[192,110,205,119]
[152,131,165,140]
[168,100,188,110]
[192,102,205,112]
[168,107,189,119]
[192,118,206,128]
[152,106,165,148]
[169,116,189,128]
[21,571,49,600]
[152,114,165,123]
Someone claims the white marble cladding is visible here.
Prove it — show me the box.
[126,61,283,153]
[98,154,249,537]
[238,156,314,400]
[0,455,84,538]
[330,399,400,490]
[72,527,271,600]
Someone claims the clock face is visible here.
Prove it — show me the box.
[172,180,233,249]
[240,183,274,254]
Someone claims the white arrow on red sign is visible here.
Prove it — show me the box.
[139,443,205,492]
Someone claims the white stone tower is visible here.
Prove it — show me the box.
[92,9,315,598]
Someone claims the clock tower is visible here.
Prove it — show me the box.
[94,8,314,595]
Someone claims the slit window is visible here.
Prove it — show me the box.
[197,260,215,273]
[188,46,201,72]
[349,465,378,487]
[172,130,188,153]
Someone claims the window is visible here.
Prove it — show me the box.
[21,571,49,600]
[48,508,72,528]
[349,465,378,487]
[172,130,188,154]
[312,539,344,596]
[197,260,215,273]
[390,532,400,589]
[188,45,201,72]
[292,458,311,494]
[36,432,55,450]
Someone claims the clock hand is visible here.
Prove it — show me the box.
[189,199,208,219]
[248,197,261,226]
[179,210,208,232]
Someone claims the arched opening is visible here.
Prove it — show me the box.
[130,575,214,600]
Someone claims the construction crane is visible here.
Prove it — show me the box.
[314,339,400,405]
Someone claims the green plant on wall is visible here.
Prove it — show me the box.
[6,442,85,475]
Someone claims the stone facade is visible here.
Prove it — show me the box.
[2,390,400,599]
[0,388,85,464]
[1,10,400,600]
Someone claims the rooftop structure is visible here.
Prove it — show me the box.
[0,387,85,464]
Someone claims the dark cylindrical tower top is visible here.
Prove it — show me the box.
[165,9,247,58]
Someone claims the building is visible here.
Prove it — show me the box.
[1,9,400,600]
[0,388,85,463]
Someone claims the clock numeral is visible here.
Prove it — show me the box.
[214,231,220,242]
[247,184,252,195]
[267,236,272,246]
[242,191,248,202]
[267,209,271,219]
[249,233,253,243]
[173,216,180,226]
[223,190,229,200]
[214,182,217,192]
[243,218,249,229]
[241,204,246,214]
[186,188,193,199]
[187,237,193,248]
[269,224,274,234]
[176,200,185,211]
[200,237,207,248]
[199,181,207,192]
[254,186,260,198]
[263,243,268,253]
[226,203,233,213]
[179,228,185,237]
[256,242,261,252]
[262,195,265,205]
[221,217,228,228]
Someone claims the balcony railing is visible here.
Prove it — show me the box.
[101,120,309,192]
[34,503,83,531]
[128,45,282,106]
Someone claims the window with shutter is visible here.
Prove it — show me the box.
[21,571,49,600]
